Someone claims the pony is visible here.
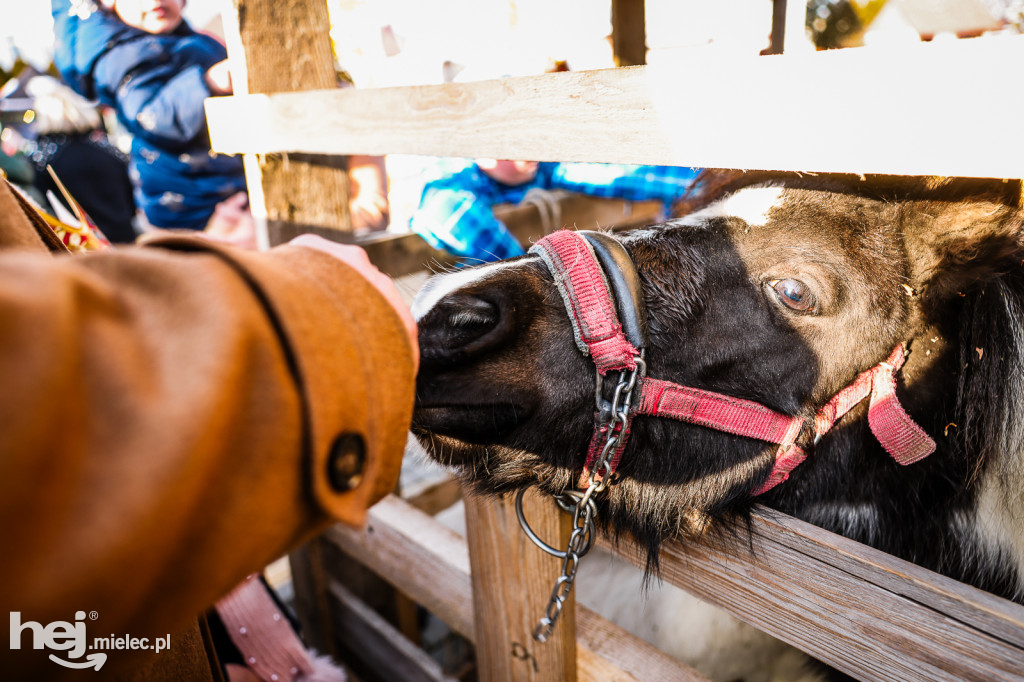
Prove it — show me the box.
[410,172,1024,675]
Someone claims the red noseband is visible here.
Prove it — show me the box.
[530,230,936,496]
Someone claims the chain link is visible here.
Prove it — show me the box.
[588,356,645,492]
[523,355,645,643]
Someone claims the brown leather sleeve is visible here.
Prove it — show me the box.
[0,235,414,679]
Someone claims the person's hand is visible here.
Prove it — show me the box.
[476,159,540,186]
[349,192,389,231]
[204,192,256,250]
[348,156,389,231]
[287,234,418,368]
[205,59,234,96]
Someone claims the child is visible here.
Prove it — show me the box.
[51,0,247,231]
[411,159,701,262]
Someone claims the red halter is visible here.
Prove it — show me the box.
[530,230,936,496]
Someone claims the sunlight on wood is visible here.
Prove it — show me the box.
[207,36,1024,179]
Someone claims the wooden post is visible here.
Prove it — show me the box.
[218,0,351,248]
[464,490,577,682]
[765,0,788,54]
[611,0,646,66]
[287,537,339,658]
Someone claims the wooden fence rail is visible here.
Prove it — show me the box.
[326,493,1024,681]
[603,509,1024,681]
[327,494,709,682]
[207,36,1024,179]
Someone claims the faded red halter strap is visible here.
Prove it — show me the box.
[529,230,640,373]
[816,344,936,466]
[530,230,937,497]
[637,344,936,495]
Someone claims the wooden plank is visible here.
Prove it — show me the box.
[257,194,664,279]
[218,0,351,248]
[898,0,1004,38]
[281,194,664,279]
[611,0,647,66]
[287,539,338,657]
[206,36,1024,179]
[357,231,458,278]
[753,511,1024,649]
[784,0,814,52]
[325,495,708,682]
[327,495,475,639]
[327,580,458,682]
[764,0,787,55]
[404,476,464,517]
[464,490,577,682]
[601,508,1024,681]
[574,607,708,682]
[497,195,666,246]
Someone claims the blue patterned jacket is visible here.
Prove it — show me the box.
[411,162,700,263]
[51,0,245,228]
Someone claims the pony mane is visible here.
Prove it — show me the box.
[673,169,1024,216]
[956,272,1024,486]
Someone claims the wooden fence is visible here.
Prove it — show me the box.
[208,2,1024,679]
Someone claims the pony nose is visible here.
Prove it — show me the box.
[418,292,513,366]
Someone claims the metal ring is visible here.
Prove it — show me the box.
[515,487,568,558]
[515,487,597,558]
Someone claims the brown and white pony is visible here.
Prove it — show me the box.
[411,173,1024,677]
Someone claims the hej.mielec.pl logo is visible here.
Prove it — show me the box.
[10,611,171,671]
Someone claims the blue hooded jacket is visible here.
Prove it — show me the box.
[51,0,246,229]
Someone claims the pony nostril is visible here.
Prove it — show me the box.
[447,297,498,330]
[419,293,512,363]
[444,297,499,345]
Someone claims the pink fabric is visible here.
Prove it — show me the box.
[635,378,805,446]
[216,575,346,682]
[812,345,934,465]
[750,444,808,496]
[632,345,934,495]
[814,370,875,436]
[814,345,903,437]
[759,345,934,492]
[868,365,936,464]
[532,231,639,373]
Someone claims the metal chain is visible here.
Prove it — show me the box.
[532,497,594,642]
[523,355,645,643]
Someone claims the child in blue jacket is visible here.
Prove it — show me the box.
[51,0,246,230]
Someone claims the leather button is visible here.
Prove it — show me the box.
[327,433,366,492]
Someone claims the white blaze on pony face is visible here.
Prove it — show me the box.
[688,186,786,227]
[412,259,528,322]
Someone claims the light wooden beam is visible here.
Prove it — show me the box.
[327,581,457,682]
[330,495,1023,681]
[326,495,709,682]
[207,37,1024,179]
[601,508,1024,681]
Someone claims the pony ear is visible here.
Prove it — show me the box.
[904,196,1024,309]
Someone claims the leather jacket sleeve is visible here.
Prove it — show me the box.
[0,218,414,676]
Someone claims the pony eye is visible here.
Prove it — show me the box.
[768,278,816,313]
